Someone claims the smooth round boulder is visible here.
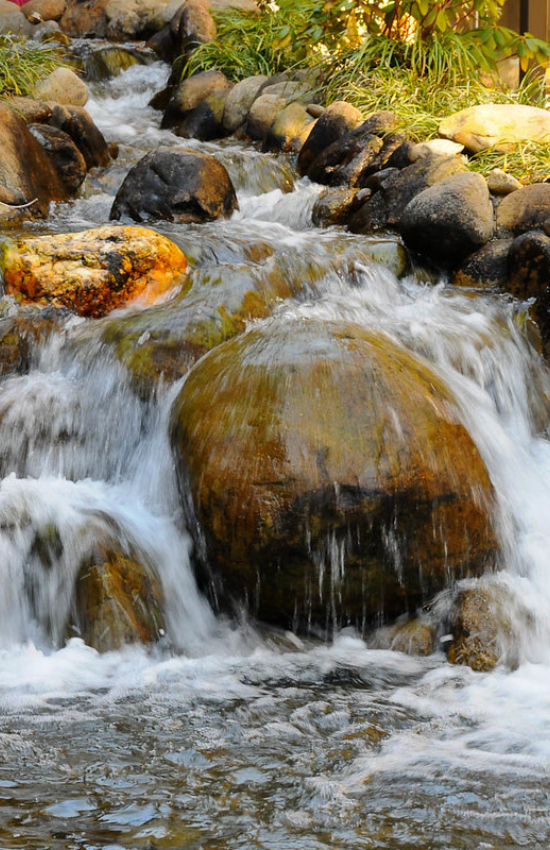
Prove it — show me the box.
[59,0,109,36]
[47,104,110,169]
[22,0,66,19]
[1,226,189,318]
[162,69,231,129]
[170,317,497,633]
[399,171,495,268]
[452,239,513,289]
[110,148,238,224]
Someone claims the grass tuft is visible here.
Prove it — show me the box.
[0,36,67,99]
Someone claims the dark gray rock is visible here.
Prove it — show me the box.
[297,100,362,176]
[452,239,513,289]
[110,147,238,224]
[399,172,494,268]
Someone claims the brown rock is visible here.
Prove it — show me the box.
[298,100,362,176]
[0,102,69,222]
[73,544,165,651]
[170,318,497,632]
[1,226,189,319]
[496,183,550,235]
[29,123,87,194]
[452,239,513,289]
[22,0,66,20]
[246,93,287,141]
[47,104,110,169]
[59,0,109,36]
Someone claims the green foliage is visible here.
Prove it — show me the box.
[0,36,66,98]
[187,0,550,84]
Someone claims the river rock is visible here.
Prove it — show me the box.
[59,0,109,36]
[162,69,231,129]
[311,187,363,227]
[35,68,89,108]
[22,0,66,19]
[452,239,513,289]
[246,93,287,142]
[507,231,550,351]
[72,543,165,651]
[298,100,362,176]
[100,258,301,395]
[110,148,238,223]
[0,8,34,35]
[170,317,497,632]
[47,104,110,169]
[0,102,68,222]
[170,0,216,56]
[105,0,169,38]
[399,172,495,268]
[222,74,268,134]
[446,582,524,671]
[0,308,68,378]
[1,226,189,318]
[5,97,53,123]
[172,87,231,140]
[439,104,550,153]
[371,617,437,656]
[349,155,468,235]
[265,102,315,153]
[496,184,550,235]
[409,139,465,160]
[486,168,522,196]
[28,123,87,194]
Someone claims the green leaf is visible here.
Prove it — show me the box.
[436,10,448,32]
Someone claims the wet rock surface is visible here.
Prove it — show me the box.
[171,317,497,633]
[110,147,238,223]
[1,226,189,318]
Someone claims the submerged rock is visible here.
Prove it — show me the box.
[110,148,238,223]
[72,543,165,651]
[171,317,497,633]
[1,226,189,318]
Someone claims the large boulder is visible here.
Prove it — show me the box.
[105,0,171,38]
[399,172,495,268]
[349,155,468,235]
[439,104,550,154]
[1,226,189,318]
[452,239,513,290]
[0,7,34,35]
[110,148,238,224]
[0,103,69,222]
[507,230,550,352]
[265,102,315,153]
[72,543,165,651]
[170,317,497,632]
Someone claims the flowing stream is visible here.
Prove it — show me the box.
[0,53,550,849]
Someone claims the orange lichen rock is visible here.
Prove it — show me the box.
[1,225,189,318]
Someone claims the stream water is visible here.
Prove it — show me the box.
[0,52,550,849]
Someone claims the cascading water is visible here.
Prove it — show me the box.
[0,56,549,849]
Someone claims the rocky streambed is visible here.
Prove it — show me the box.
[0,19,550,850]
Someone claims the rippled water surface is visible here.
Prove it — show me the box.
[1,54,550,849]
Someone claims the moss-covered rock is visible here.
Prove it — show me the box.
[170,317,498,633]
[72,543,165,651]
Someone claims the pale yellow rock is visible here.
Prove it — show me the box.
[486,168,522,196]
[35,67,88,108]
[439,104,550,153]
[410,139,464,160]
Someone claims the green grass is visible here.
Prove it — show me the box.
[0,36,67,98]
[184,7,550,184]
